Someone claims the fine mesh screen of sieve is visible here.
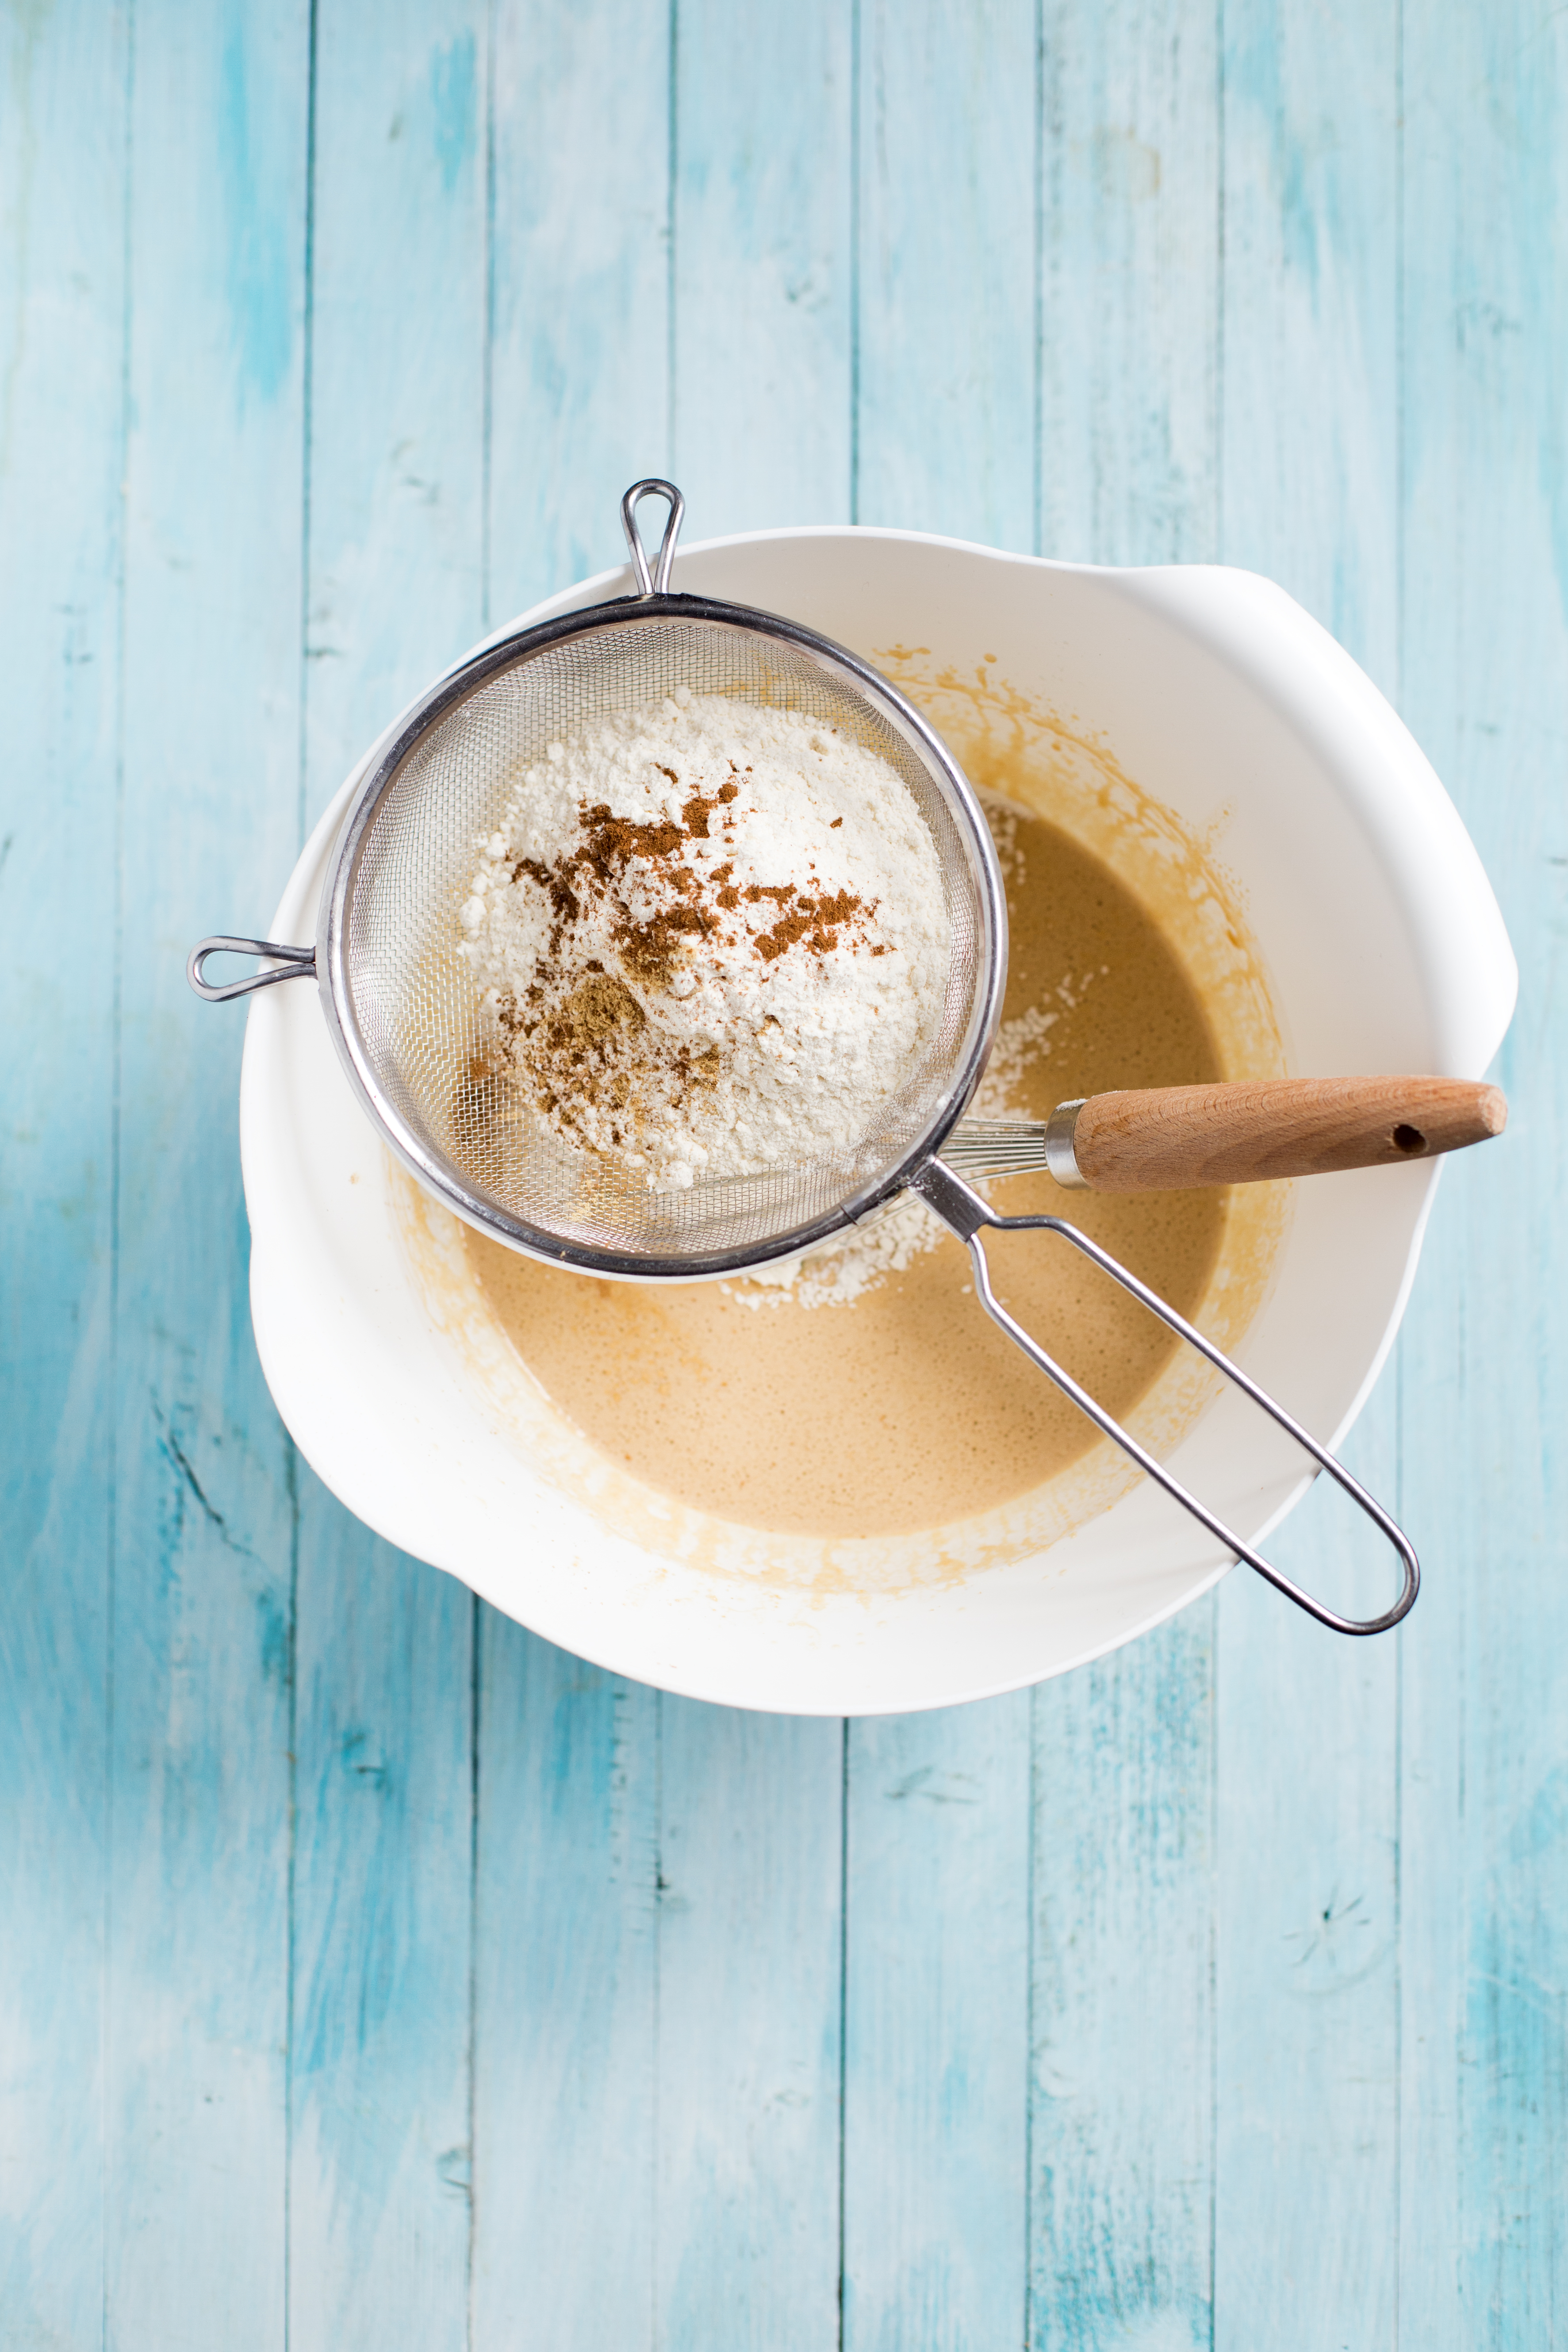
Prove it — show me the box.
[330,607,1000,1272]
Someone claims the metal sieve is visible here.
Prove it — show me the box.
[192,479,1418,1637]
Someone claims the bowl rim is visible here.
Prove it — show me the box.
[238,522,1517,1712]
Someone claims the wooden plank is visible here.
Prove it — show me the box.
[469,1626,659,2349]
[487,0,673,623]
[106,1,310,2339]
[287,12,485,2337]
[472,15,670,2343]
[1031,1618,1217,2348]
[1039,0,1220,564]
[1029,13,1222,2341]
[654,1703,843,2348]
[855,0,1038,544]
[0,3,127,2343]
[287,1514,475,2350]
[1214,3,1401,2339]
[1399,1,1568,2337]
[1217,0,1399,698]
[672,0,853,533]
[302,0,488,825]
[843,1700,1032,2350]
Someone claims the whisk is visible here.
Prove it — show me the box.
[868,1075,1505,1192]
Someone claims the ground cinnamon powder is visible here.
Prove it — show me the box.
[494,773,874,1140]
[459,694,950,1190]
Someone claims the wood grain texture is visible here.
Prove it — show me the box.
[288,1501,475,2352]
[470,1625,658,2350]
[1399,0,1568,2339]
[855,0,1038,542]
[1073,1075,1507,1190]
[1040,0,1220,565]
[287,12,487,2333]
[487,0,672,622]
[304,0,488,823]
[844,1701,1032,2351]
[1218,0,1399,694]
[1215,2,1403,2341]
[655,1703,843,2348]
[0,3,126,2341]
[1030,1620,1217,2350]
[108,0,310,2338]
[1216,1445,1403,2345]
[673,0,852,533]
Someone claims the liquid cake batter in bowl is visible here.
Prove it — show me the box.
[241,526,1514,1713]
[456,791,1269,1541]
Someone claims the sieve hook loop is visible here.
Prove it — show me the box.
[188,936,316,1002]
[620,478,685,597]
[910,1157,1420,1637]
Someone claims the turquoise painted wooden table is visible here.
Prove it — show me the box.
[3,2,1560,2343]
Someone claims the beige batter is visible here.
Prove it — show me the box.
[463,798,1230,1539]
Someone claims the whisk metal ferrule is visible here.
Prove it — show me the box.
[1044,1097,1090,1189]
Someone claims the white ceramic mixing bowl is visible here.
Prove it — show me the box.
[240,528,1515,1715]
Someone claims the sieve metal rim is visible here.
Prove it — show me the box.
[312,589,1008,1282]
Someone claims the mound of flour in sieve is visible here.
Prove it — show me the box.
[459,690,949,1192]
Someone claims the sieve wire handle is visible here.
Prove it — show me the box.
[909,1157,1420,1637]
[620,478,686,596]
[188,936,317,1002]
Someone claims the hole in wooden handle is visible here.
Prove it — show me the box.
[1392,1124,1426,1155]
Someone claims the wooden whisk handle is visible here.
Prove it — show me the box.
[1064,1074,1507,1192]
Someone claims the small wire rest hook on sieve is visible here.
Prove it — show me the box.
[188,936,316,1002]
[909,1157,1420,1637]
[621,479,686,597]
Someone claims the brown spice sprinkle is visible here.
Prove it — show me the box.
[489,760,883,1150]
[548,969,645,1050]
[753,885,868,962]
[507,785,876,989]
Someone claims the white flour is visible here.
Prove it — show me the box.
[727,1009,1058,1310]
[461,691,949,1192]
